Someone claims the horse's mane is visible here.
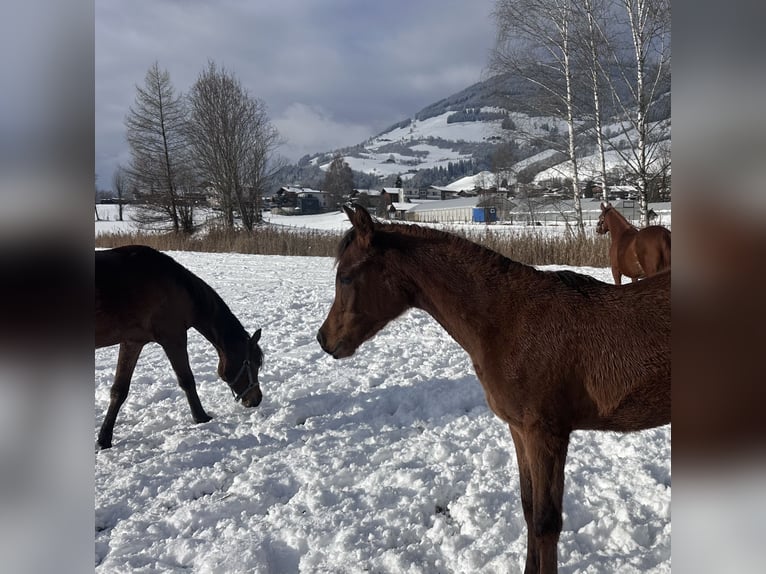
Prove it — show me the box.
[551,269,606,296]
[603,204,637,231]
[338,220,607,294]
[122,245,248,345]
[178,263,264,362]
[173,256,249,343]
[338,221,522,269]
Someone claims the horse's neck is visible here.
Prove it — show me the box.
[189,281,245,359]
[400,237,535,356]
[607,211,635,235]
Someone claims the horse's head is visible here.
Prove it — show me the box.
[316,204,411,359]
[219,328,263,407]
[596,202,612,235]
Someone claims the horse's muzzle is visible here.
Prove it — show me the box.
[241,387,262,408]
[317,330,355,359]
[316,330,330,354]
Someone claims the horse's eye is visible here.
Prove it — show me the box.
[339,276,352,285]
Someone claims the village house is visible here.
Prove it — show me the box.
[271,186,333,214]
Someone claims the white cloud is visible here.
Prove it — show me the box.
[95,1,498,188]
[273,103,374,162]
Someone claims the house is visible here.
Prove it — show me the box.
[271,186,333,214]
[426,186,466,200]
[349,189,389,217]
[381,187,407,202]
[389,201,417,220]
[408,187,445,201]
[346,186,421,219]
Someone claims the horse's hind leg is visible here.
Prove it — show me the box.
[160,336,212,424]
[98,341,143,449]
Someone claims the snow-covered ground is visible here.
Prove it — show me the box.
[95,249,670,573]
[96,204,670,248]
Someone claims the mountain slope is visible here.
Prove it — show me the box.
[286,71,670,190]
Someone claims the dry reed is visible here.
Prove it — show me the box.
[95,225,610,267]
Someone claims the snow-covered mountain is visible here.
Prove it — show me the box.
[288,72,670,190]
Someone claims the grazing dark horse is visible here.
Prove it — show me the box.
[317,205,670,574]
[596,202,671,285]
[95,245,264,449]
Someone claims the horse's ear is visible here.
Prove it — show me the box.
[251,328,261,343]
[344,203,374,244]
[601,201,610,211]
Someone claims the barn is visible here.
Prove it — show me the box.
[405,197,479,223]
[405,195,516,224]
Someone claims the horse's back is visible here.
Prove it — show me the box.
[96,246,194,348]
[635,226,671,276]
[96,246,183,302]
[611,228,644,280]
[584,269,670,428]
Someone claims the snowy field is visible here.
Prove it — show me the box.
[97,205,661,238]
[95,247,670,573]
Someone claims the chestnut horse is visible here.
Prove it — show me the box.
[596,202,671,285]
[317,205,670,574]
[95,245,264,449]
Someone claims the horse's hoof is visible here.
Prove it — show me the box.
[195,414,212,424]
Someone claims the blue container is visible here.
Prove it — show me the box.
[473,207,497,222]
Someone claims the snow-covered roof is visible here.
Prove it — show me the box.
[391,202,416,211]
[280,186,327,195]
[441,171,496,192]
[354,188,383,197]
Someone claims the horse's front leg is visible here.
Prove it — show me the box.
[524,427,570,574]
[510,426,538,574]
[160,335,212,424]
[98,341,143,449]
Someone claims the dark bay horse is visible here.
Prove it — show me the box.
[596,202,671,285]
[317,205,670,574]
[95,245,264,449]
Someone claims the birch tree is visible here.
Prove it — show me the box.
[491,0,585,234]
[575,0,613,203]
[590,0,671,224]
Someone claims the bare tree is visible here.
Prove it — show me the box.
[590,0,671,225]
[125,62,194,233]
[322,155,354,211]
[491,0,586,235]
[490,140,518,190]
[112,164,127,221]
[621,0,671,225]
[574,0,613,203]
[186,61,282,231]
[94,173,100,221]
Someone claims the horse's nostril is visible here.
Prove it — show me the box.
[316,330,325,348]
[244,393,262,408]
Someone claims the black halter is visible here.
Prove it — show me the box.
[229,358,259,402]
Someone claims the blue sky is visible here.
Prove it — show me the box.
[96,0,498,190]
